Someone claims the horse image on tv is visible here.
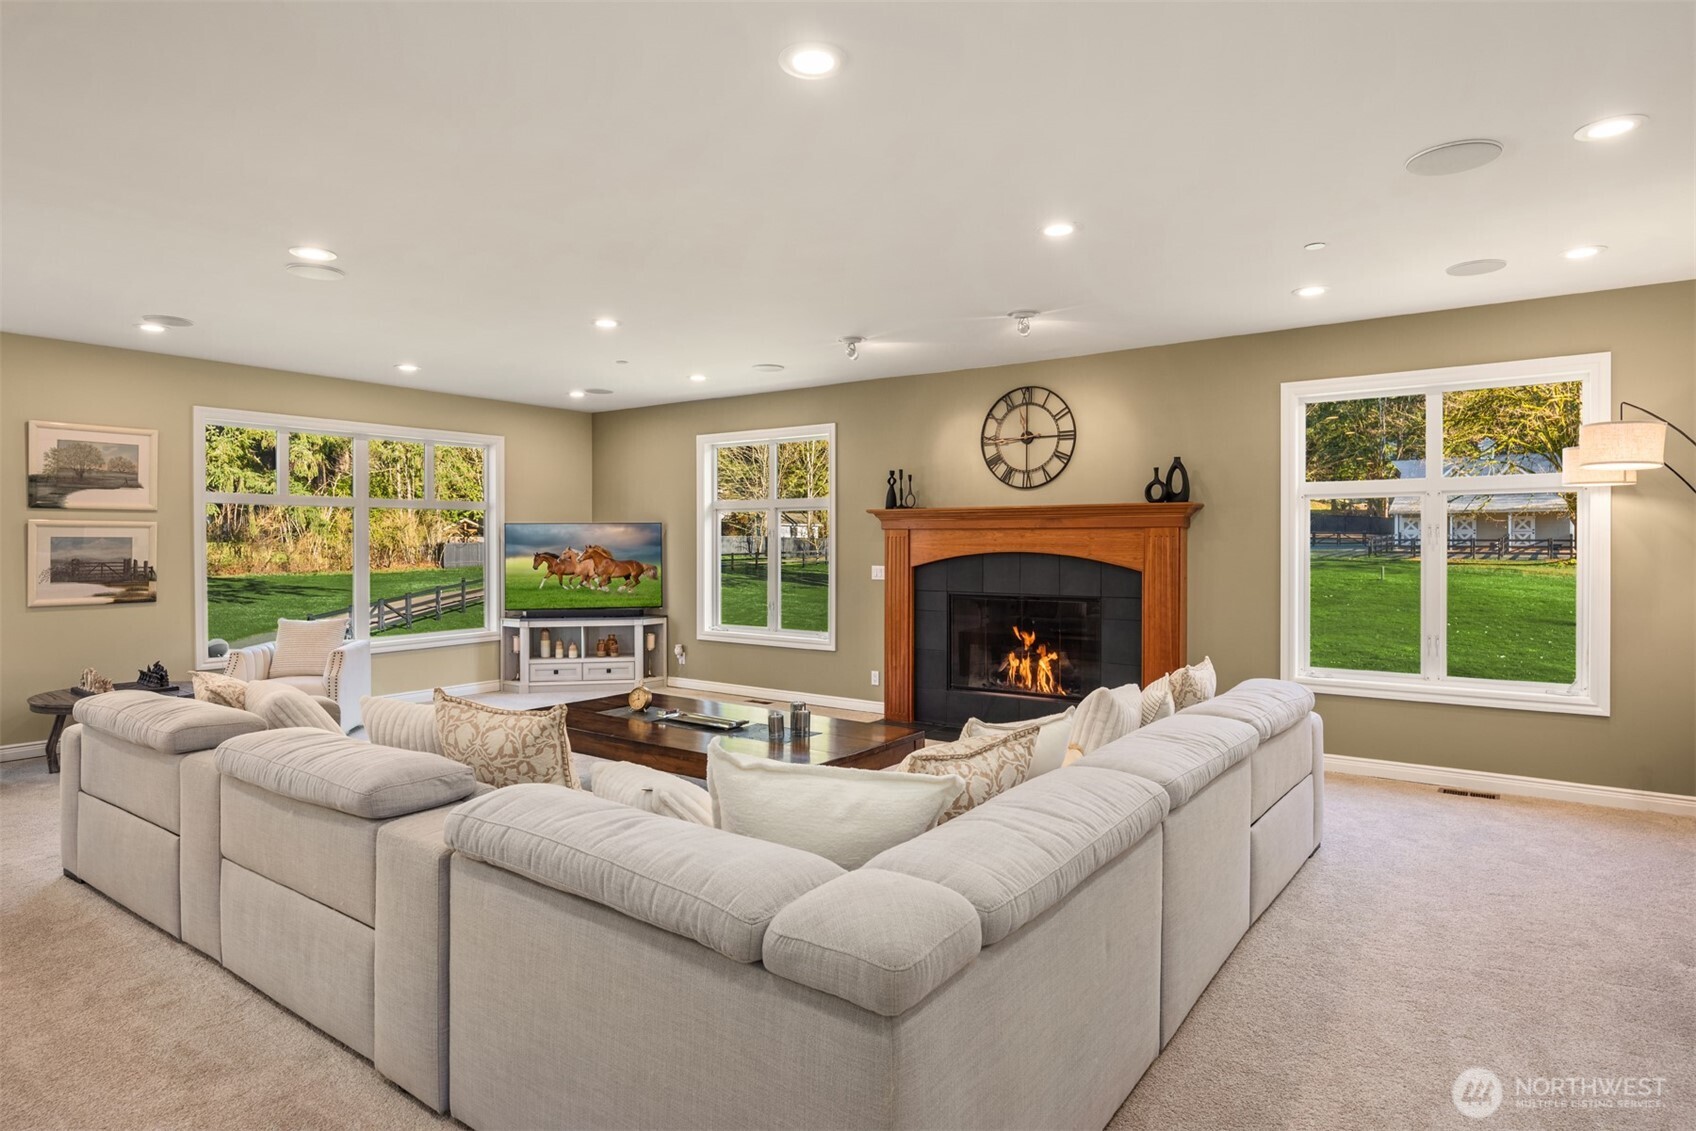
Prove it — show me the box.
[506,523,662,611]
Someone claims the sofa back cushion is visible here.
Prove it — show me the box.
[72,689,265,755]
[900,726,1038,820]
[444,783,843,962]
[362,695,441,753]
[1079,714,1257,809]
[269,616,349,677]
[1182,678,1314,741]
[216,729,478,819]
[707,740,963,869]
[865,764,1169,945]
[248,685,342,733]
[435,690,576,788]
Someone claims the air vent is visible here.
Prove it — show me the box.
[1406,139,1504,176]
[1439,787,1501,800]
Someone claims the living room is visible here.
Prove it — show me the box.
[2,3,1692,1129]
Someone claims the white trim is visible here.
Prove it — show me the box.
[1,741,48,764]
[382,679,504,704]
[370,629,501,655]
[1325,753,1695,817]
[666,676,884,716]
[1280,353,1611,715]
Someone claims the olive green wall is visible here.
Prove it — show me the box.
[0,333,594,746]
[592,282,1696,795]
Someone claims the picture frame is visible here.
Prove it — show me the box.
[27,420,159,511]
[26,520,159,607]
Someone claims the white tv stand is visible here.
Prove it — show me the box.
[501,616,668,696]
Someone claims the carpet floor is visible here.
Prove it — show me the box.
[3,758,1690,1130]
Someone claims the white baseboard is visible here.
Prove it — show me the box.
[1,741,47,764]
[384,680,504,704]
[666,676,885,716]
[1324,753,1695,817]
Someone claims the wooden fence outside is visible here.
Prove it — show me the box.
[311,577,485,634]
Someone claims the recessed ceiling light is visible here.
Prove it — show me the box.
[1303,242,1328,251]
[1042,221,1076,238]
[780,43,842,79]
[395,363,420,373]
[285,263,346,281]
[138,321,167,333]
[752,363,785,372]
[593,317,619,330]
[689,373,707,382]
[568,390,586,399]
[1292,285,1328,298]
[1574,115,1647,142]
[1562,245,1607,260]
[1404,139,1504,176]
[288,246,337,262]
[1446,258,1507,276]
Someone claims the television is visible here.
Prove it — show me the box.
[504,523,663,614]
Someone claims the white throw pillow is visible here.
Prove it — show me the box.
[269,617,349,677]
[1139,677,1178,726]
[707,740,964,869]
[361,695,441,753]
[593,761,715,826]
[961,707,1075,778]
[1068,684,1145,761]
[1170,656,1217,710]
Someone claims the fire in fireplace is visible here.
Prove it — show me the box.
[996,626,1070,697]
[950,594,1101,703]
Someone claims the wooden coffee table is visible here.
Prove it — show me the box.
[565,692,925,778]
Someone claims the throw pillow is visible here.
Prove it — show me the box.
[250,685,342,733]
[270,616,349,677]
[362,695,441,754]
[960,706,1075,778]
[592,761,715,826]
[1067,683,1144,761]
[191,670,247,710]
[900,726,1038,821]
[706,740,964,869]
[434,689,577,789]
[1139,676,1178,726]
[1170,656,1217,710]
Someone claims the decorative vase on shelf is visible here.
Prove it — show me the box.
[1163,456,1191,502]
[539,629,551,657]
[608,635,620,657]
[884,470,898,509]
[555,640,565,659]
[1143,468,1167,503]
[567,640,579,659]
[596,637,608,658]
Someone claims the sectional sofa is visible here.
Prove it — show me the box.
[59,679,1324,1128]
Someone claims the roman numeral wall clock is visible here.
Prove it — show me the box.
[980,385,1076,489]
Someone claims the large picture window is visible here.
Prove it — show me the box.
[697,424,835,650]
[1280,354,1611,714]
[195,408,501,666]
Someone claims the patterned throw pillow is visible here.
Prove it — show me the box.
[191,670,247,710]
[270,616,349,677]
[961,705,1075,777]
[434,689,577,789]
[901,725,1039,821]
[1067,684,1143,761]
[1170,656,1217,710]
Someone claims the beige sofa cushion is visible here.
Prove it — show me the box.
[764,870,982,1016]
[707,740,963,869]
[444,783,843,963]
[270,616,348,677]
[960,706,1074,777]
[362,696,441,753]
[1184,678,1315,741]
[72,689,264,755]
[592,761,714,825]
[900,726,1038,821]
[866,765,1169,945]
[1079,714,1258,809]
[435,690,576,788]
[216,729,478,819]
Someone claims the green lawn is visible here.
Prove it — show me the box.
[1310,557,1576,683]
[719,558,828,633]
[208,566,483,646]
[505,554,662,610]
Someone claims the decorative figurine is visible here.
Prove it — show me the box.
[628,685,653,712]
[607,635,620,657]
[900,470,916,508]
[884,470,899,509]
[136,661,170,689]
[596,636,608,657]
[1163,456,1191,502]
[1143,467,1168,503]
[79,667,114,694]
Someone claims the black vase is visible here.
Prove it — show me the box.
[1163,456,1190,502]
[1143,467,1167,503]
[884,470,898,509]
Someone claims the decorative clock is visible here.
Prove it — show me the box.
[980,385,1076,489]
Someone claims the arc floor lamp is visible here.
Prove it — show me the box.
[1567,401,1696,494]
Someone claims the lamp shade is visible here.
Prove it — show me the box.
[1561,446,1636,485]
[1578,421,1667,470]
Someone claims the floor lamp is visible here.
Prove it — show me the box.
[1574,401,1696,494]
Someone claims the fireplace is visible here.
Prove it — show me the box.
[912,553,1140,728]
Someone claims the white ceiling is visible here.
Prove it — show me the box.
[3,2,1692,412]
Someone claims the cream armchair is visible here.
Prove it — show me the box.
[226,633,371,733]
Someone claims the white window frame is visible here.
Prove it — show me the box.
[697,423,836,650]
[194,406,504,667]
[1279,353,1611,715]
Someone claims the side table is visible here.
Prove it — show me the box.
[26,683,194,774]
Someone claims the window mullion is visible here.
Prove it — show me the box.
[352,438,370,643]
[1421,392,1445,682]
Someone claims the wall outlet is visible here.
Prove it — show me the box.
[674,643,686,666]
[871,565,885,580]
[870,670,880,686]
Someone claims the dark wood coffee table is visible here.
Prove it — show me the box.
[27,683,194,774]
[565,692,925,778]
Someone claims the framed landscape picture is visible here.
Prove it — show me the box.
[27,420,158,510]
[26,520,159,607]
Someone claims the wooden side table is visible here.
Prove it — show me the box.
[27,684,193,773]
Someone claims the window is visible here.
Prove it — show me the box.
[698,424,835,649]
[1280,354,1610,714]
[195,408,501,665]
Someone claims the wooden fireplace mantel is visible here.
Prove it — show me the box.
[870,503,1203,722]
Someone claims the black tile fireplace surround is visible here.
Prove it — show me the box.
[913,552,1142,729]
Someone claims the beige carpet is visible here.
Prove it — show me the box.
[3,758,1691,1130]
